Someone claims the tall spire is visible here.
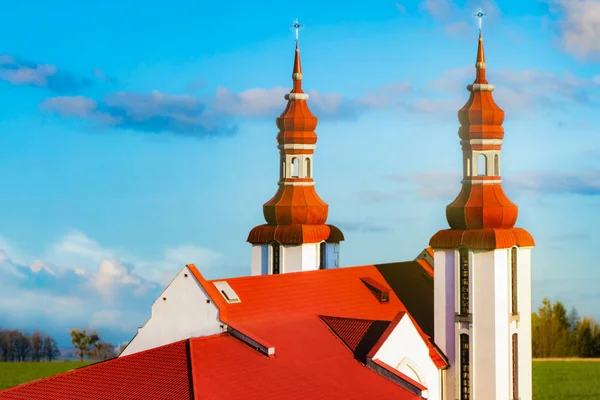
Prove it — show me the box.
[248,29,343,271]
[430,31,534,249]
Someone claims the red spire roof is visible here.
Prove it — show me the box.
[430,32,534,250]
[248,41,343,245]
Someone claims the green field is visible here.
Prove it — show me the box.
[0,361,94,390]
[533,360,600,399]
[1,360,600,397]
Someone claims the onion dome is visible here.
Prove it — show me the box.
[430,32,534,250]
[247,42,344,245]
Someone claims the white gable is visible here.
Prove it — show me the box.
[371,314,442,400]
[120,266,222,356]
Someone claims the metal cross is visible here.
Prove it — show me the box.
[290,18,304,42]
[474,8,486,31]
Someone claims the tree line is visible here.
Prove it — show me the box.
[0,327,118,362]
[0,329,60,362]
[533,298,600,358]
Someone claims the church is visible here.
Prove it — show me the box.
[0,23,534,400]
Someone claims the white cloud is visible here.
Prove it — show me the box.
[419,0,455,19]
[0,231,225,344]
[548,0,600,60]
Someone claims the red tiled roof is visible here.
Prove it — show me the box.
[189,331,419,400]
[425,247,434,258]
[1,265,429,399]
[416,259,433,277]
[0,340,192,400]
[320,315,377,352]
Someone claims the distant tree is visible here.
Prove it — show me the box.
[532,312,541,358]
[42,335,60,361]
[31,331,43,362]
[92,342,117,361]
[550,301,570,357]
[13,331,32,362]
[576,317,600,358]
[536,298,553,357]
[70,329,100,362]
[568,307,580,331]
[567,307,581,354]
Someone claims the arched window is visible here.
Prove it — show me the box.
[305,158,311,178]
[460,334,470,400]
[494,154,499,176]
[512,333,519,400]
[291,158,299,178]
[271,243,281,274]
[466,158,471,177]
[459,248,470,315]
[477,154,487,176]
[319,242,326,270]
[281,159,286,179]
[511,247,518,315]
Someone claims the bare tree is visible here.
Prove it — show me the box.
[31,331,43,362]
[92,342,117,361]
[42,335,60,361]
[13,331,31,362]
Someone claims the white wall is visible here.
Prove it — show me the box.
[326,242,340,268]
[250,241,341,275]
[251,244,268,276]
[433,249,456,399]
[120,266,222,356]
[432,246,533,400]
[372,315,442,400]
[516,248,533,400]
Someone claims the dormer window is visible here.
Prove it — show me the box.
[213,281,241,304]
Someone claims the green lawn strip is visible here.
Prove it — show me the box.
[0,362,94,390]
[533,360,600,400]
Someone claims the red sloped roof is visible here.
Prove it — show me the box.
[1,265,439,399]
[189,330,419,400]
[0,340,192,400]
[320,315,379,351]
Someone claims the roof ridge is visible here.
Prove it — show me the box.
[206,264,379,283]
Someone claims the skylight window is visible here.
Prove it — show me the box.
[213,281,241,304]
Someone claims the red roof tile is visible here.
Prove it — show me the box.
[0,340,192,400]
[320,315,377,351]
[2,266,440,399]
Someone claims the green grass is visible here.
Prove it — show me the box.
[533,360,600,400]
[0,361,94,390]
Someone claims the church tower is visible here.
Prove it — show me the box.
[429,31,535,400]
[247,36,344,276]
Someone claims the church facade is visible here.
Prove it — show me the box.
[0,28,533,400]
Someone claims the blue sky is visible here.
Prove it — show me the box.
[1,0,599,346]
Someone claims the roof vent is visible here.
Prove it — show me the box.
[227,325,275,357]
[360,277,390,303]
[213,281,241,304]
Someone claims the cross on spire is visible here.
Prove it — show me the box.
[474,8,486,31]
[290,18,304,43]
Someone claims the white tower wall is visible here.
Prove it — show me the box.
[433,246,533,400]
[251,241,340,275]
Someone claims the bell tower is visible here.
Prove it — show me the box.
[247,26,344,276]
[429,28,535,400]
